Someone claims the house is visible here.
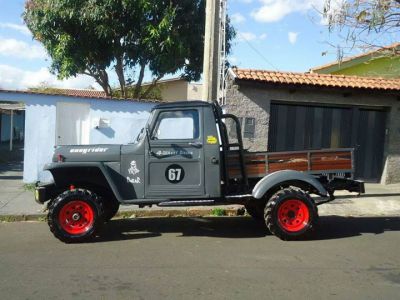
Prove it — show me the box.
[0,89,156,183]
[310,43,400,78]
[141,78,203,102]
[225,68,400,184]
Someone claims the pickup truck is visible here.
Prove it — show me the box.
[35,101,364,242]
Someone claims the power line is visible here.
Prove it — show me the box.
[237,32,279,71]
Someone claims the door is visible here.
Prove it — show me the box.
[269,102,387,181]
[145,108,205,198]
[56,102,90,145]
[354,109,386,181]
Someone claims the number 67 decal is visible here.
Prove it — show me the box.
[165,164,185,184]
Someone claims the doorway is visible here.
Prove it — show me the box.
[56,102,90,145]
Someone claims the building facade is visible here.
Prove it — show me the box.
[225,68,400,184]
[0,89,156,182]
[141,78,203,102]
[310,43,400,79]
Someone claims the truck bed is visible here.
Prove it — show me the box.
[227,148,354,179]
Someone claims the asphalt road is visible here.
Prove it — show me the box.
[1,216,400,300]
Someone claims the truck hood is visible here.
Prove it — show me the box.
[53,145,121,163]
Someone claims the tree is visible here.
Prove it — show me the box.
[323,0,400,56]
[24,0,235,98]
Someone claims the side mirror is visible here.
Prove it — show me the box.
[145,126,153,155]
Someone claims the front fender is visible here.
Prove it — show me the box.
[252,170,328,199]
[44,162,124,202]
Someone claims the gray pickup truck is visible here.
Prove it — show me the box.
[36,101,364,243]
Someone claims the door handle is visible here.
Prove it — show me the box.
[211,157,219,164]
[188,142,203,148]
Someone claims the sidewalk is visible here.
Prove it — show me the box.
[1,161,400,219]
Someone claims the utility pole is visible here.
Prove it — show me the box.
[202,0,221,102]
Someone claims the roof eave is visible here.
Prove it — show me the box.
[235,78,400,95]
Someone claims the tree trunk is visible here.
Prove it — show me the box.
[98,70,112,96]
[141,74,164,99]
[84,69,112,97]
[134,62,146,98]
[115,56,126,98]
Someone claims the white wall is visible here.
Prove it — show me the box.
[0,91,155,183]
[89,100,151,144]
[24,99,57,183]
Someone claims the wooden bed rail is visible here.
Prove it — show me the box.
[227,148,354,179]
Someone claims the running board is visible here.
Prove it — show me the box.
[157,200,216,207]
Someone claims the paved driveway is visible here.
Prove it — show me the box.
[0,162,43,215]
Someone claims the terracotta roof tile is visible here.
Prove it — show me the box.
[51,89,108,98]
[232,68,400,92]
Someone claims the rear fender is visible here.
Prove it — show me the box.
[252,170,328,199]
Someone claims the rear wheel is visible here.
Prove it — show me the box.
[265,187,318,240]
[48,189,103,243]
[245,202,265,221]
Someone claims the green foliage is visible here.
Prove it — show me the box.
[211,208,226,216]
[23,183,36,192]
[112,85,163,100]
[24,0,235,98]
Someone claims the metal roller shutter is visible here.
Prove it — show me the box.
[268,102,387,181]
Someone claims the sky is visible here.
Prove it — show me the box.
[0,0,389,91]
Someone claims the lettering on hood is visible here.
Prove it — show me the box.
[69,147,109,154]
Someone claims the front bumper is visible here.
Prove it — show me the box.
[35,183,57,204]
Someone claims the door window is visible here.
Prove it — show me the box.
[152,110,199,140]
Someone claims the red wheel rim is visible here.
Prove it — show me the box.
[277,199,310,232]
[58,200,95,235]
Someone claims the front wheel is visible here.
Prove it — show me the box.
[265,187,318,240]
[102,199,120,222]
[47,189,104,243]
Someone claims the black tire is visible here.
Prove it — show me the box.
[48,189,104,243]
[264,187,318,241]
[245,202,265,221]
[102,199,120,222]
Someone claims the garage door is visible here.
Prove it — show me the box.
[268,102,387,181]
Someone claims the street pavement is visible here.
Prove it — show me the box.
[1,162,400,299]
[0,217,400,299]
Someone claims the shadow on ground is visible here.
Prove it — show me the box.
[95,216,400,243]
[334,193,400,199]
[0,161,23,179]
[0,142,24,163]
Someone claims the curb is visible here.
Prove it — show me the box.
[2,208,399,222]
[0,208,245,222]
[0,214,47,222]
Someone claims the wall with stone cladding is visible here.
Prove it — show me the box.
[225,78,400,184]
[224,79,270,151]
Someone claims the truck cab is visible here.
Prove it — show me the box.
[126,101,222,200]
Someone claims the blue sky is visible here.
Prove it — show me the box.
[0,0,388,90]
[228,0,340,71]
